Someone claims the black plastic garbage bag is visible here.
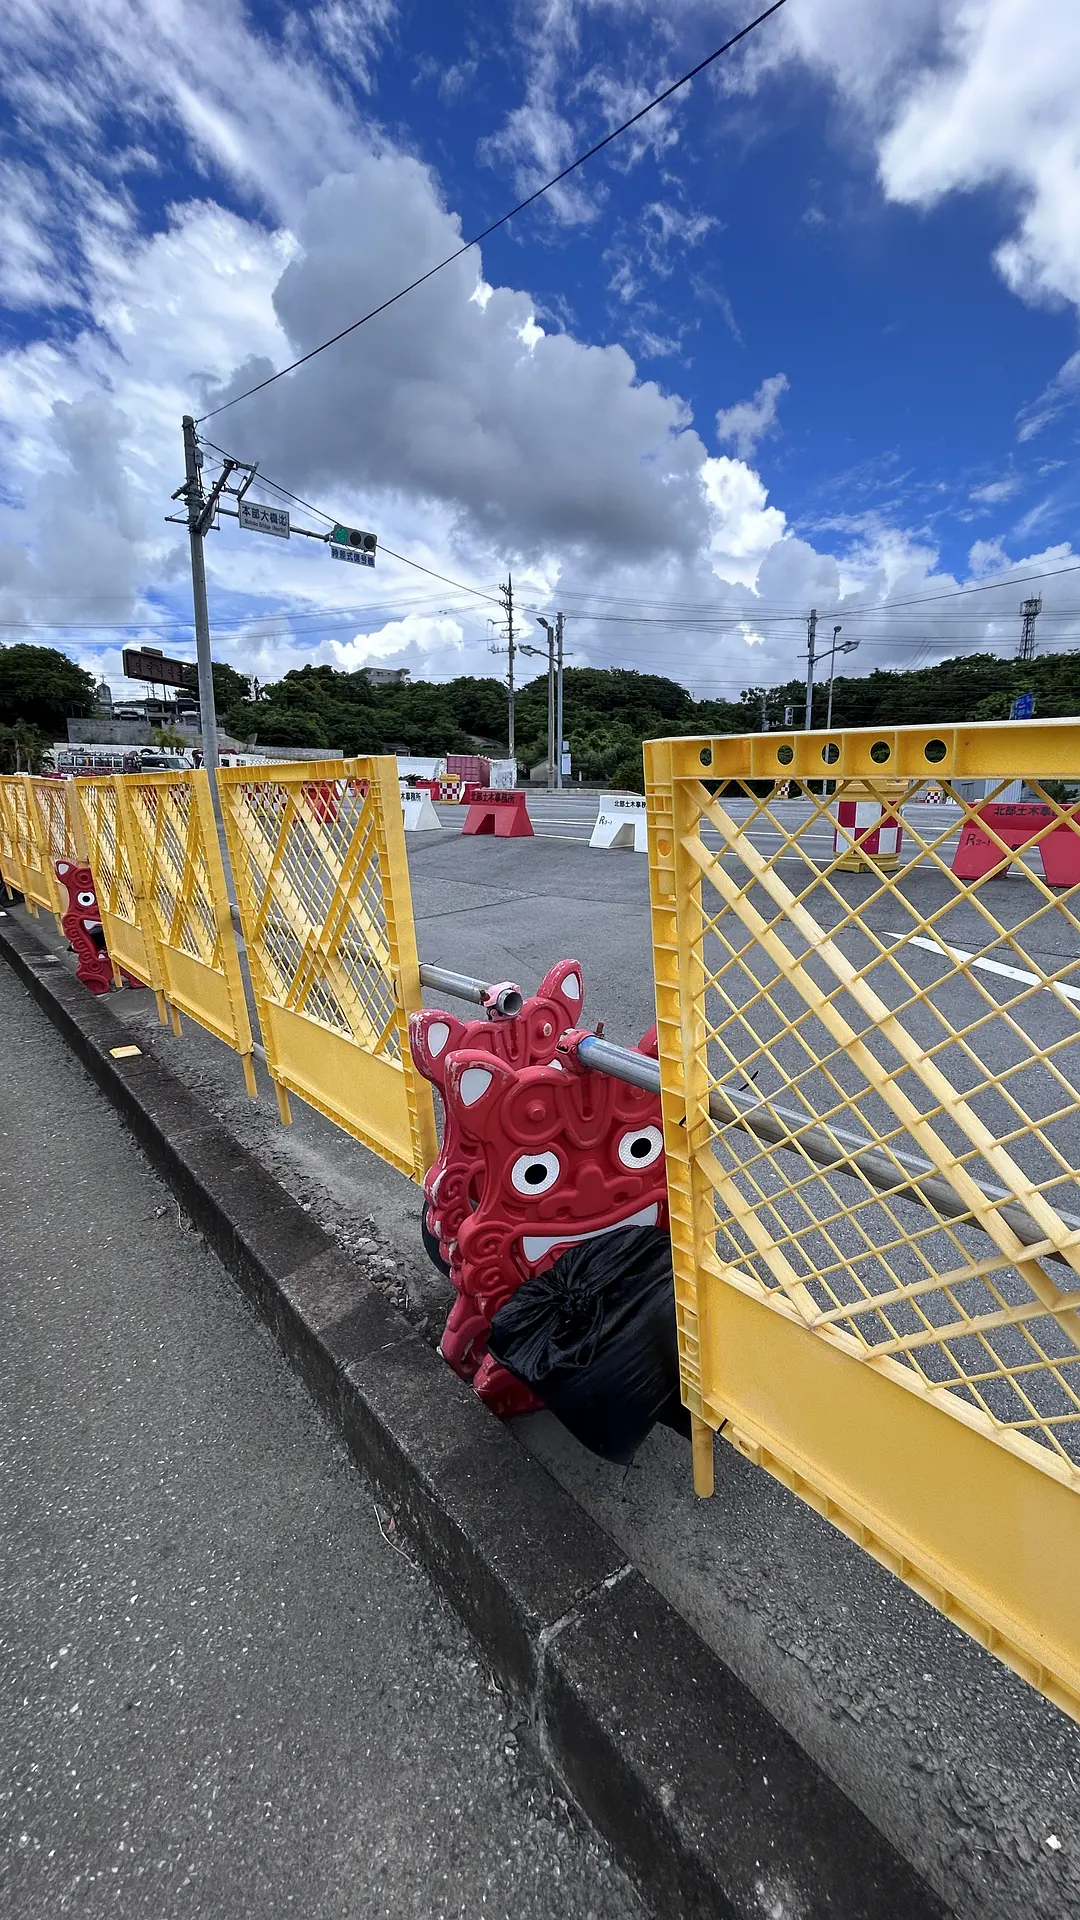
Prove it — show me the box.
[487,1225,689,1463]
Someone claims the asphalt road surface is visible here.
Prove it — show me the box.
[0,960,641,1920]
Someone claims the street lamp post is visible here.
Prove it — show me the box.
[825,628,860,731]
[536,618,557,789]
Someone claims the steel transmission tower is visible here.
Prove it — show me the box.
[1017,596,1042,662]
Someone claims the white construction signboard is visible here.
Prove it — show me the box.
[401,787,441,831]
[590,794,648,852]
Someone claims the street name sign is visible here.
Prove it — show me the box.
[239,501,290,538]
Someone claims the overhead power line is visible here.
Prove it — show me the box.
[196,0,791,424]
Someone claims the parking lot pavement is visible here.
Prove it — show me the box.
[0,962,641,1920]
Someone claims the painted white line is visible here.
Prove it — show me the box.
[883,931,1080,1006]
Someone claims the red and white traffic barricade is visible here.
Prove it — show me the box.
[832,785,904,872]
[952,802,1080,887]
[435,778,464,803]
[461,788,534,839]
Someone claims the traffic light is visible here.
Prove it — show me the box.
[331,524,377,554]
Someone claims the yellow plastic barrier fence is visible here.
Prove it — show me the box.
[73,775,169,1022]
[0,774,62,920]
[0,777,30,901]
[645,722,1080,1722]
[116,771,257,1093]
[219,757,437,1180]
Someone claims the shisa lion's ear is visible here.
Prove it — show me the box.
[445,1049,519,1117]
[409,1008,468,1083]
[535,957,584,1021]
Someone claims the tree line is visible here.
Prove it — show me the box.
[2,639,1080,782]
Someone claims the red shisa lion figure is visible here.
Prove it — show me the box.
[413,996,668,1416]
[409,958,586,1274]
[54,861,139,995]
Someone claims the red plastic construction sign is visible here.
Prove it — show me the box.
[461,788,533,838]
[951,802,1080,887]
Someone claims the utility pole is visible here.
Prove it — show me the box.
[555,612,565,790]
[759,690,770,732]
[500,576,516,763]
[804,608,817,730]
[1017,596,1042,662]
[175,416,245,791]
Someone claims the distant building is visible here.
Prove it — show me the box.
[93,679,113,714]
[362,667,411,687]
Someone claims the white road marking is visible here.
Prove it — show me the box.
[884,931,1080,1006]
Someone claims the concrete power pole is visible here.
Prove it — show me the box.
[500,576,516,763]
[555,612,565,791]
[181,415,221,780]
[1017,596,1042,662]
[804,608,817,730]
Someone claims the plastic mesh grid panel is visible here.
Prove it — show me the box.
[646,723,1080,1720]
[118,772,254,1069]
[219,759,436,1180]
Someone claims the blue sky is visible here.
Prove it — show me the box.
[1,0,1078,707]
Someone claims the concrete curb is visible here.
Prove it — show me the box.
[1,909,949,1920]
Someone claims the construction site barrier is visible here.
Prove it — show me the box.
[590,793,648,852]
[644,722,1080,1723]
[0,777,30,907]
[0,775,69,922]
[73,775,169,1018]
[219,757,437,1180]
[952,800,1080,886]
[116,772,257,1093]
[461,788,533,838]
[401,787,442,832]
[831,779,905,872]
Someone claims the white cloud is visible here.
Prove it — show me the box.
[715,372,789,459]
[968,536,1008,574]
[329,613,466,669]
[877,0,1080,312]
[969,474,1021,504]
[1016,349,1080,441]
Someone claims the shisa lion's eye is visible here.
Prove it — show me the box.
[511,1151,561,1196]
[617,1126,664,1169]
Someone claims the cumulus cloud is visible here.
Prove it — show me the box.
[217,152,714,564]
[714,372,789,460]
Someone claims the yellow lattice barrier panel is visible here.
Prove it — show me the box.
[0,777,29,900]
[10,776,67,920]
[118,771,256,1092]
[645,721,1080,1722]
[73,775,167,1018]
[26,776,81,869]
[0,774,53,917]
[219,757,437,1180]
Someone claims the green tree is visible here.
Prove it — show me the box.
[181,659,253,727]
[0,720,49,773]
[0,645,96,735]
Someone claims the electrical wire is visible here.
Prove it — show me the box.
[196,0,791,424]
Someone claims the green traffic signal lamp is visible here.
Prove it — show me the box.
[331,524,377,553]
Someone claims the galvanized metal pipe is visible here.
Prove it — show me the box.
[418,964,523,1019]
[575,1037,1069,1265]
